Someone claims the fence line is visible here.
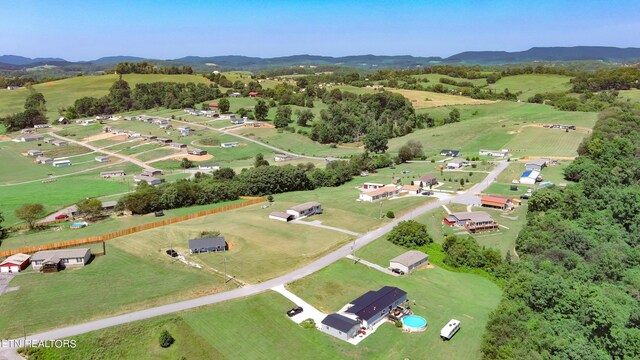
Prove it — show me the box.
[0,197,265,257]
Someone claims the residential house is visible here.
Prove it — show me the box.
[51,140,68,146]
[389,250,429,274]
[412,175,438,188]
[187,148,207,156]
[520,170,540,185]
[36,156,53,164]
[18,134,44,142]
[479,149,509,157]
[221,142,240,148]
[525,158,548,172]
[444,211,498,233]
[6,85,19,90]
[230,119,244,125]
[43,138,55,143]
[248,91,260,97]
[359,185,400,202]
[57,117,69,124]
[95,156,110,163]
[401,185,421,195]
[268,212,294,222]
[77,119,97,126]
[0,253,31,273]
[362,182,384,191]
[440,149,461,157]
[274,154,295,162]
[481,195,514,210]
[229,92,242,98]
[142,168,163,177]
[33,124,50,129]
[198,163,220,171]
[344,286,408,329]
[27,149,43,157]
[155,138,173,144]
[170,143,187,149]
[101,201,118,212]
[52,159,71,167]
[153,119,169,125]
[447,158,469,169]
[286,202,322,218]
[134,176,162,186]
[320,313,361,341]
[141,135,157,140]
[31,248,91,272]
[100,170,125,178]
[189,237,227,254]
[160,124,173,130]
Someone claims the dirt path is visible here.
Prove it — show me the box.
[508,123,592,135]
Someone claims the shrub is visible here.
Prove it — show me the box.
[267,195,274,203]
[386,210,395,219]
[395,320,403,328]
[159,330,174,348]
[199,230,221,238]
[301,319,316,329]
[387,220,432,248]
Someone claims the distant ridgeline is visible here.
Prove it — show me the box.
[481,106,640,358]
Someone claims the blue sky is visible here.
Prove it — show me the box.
[1,0,639,60]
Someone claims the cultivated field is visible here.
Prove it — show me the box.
[487,74,573,100]
[388,88,497,108]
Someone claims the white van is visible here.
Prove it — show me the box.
[440,319,460,340]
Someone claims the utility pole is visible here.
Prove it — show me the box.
[223,252,227,285]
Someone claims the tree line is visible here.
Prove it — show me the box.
[1,90,48,131]
[117,152,393,214]
[482,106,640,359]
[111,62,194,75]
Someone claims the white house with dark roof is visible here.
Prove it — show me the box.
[320,313,361,341]
[189,237,227,254]
[344,286,407,329]
[27,149,43,157]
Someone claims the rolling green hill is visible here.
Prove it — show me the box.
[487,74,573,100]
[0,74,211,120]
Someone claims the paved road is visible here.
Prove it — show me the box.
[166,117,328,161]
[48,133,153,170]
[5,161,508,348]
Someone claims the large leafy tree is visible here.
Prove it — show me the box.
[387,220,432,248]
[76,198,103,220]
[363,127,389,154]
[274,105,292,128]
[218,98,230,113]
[15,203,45,229]
[253,99,269,121]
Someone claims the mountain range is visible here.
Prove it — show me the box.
[2,46,640,71]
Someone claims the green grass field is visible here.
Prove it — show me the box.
[411,74,489,88]
[287,257,502,359]
[34,256,501,360]
[488,74,573,100]
[0,74,212,120]
[389,101,596,158]
[0,244,231,339]
[0,199,245,251]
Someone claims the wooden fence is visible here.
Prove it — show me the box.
[0,197,265,257]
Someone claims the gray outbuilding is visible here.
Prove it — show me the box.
[320,313,361,341]
[389,250,429,274]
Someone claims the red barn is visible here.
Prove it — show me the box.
[209,103,219,108]
[0,253,31,273]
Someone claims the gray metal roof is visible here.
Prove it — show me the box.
[31,248,90,262]
[345,286,407,322]
[390,250,428,267]
[269,211,292,220]
[288,202,321,213]
[321,313,360,332]
[189,237,226,250]
[448,211,494,223]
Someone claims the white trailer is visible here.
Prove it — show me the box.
[440,319,460,340]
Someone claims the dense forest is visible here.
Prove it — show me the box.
[481,106,640,359]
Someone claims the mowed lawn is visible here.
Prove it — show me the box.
[38,261,501,360]
[388,101,596,158]
[488,74,573,100]
[0,173,130,226]
[388,88,496,108]
[109,202,354,283]
[0,244,229,339]
[233,127,362,157]
[287,258,502,360]
[0,74,212,119]
[0,199,246,251]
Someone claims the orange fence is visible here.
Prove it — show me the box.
[0,197,265,257]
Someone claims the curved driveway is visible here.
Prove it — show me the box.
[7,161,508,347]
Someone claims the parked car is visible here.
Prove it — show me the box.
[421,191,434,196]
[401,170,410,174]
[520,193,530,199]
[54,214,69,220]
[155,211,165,217]
[287,307,303,317]
[165,249,178,257]
[391,268,405,275]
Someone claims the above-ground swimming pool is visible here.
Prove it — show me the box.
[402,315,427,332]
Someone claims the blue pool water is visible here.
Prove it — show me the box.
[403,315,427,328]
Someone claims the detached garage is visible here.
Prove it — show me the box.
[0,253,31,273]
[389,250,429,274]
